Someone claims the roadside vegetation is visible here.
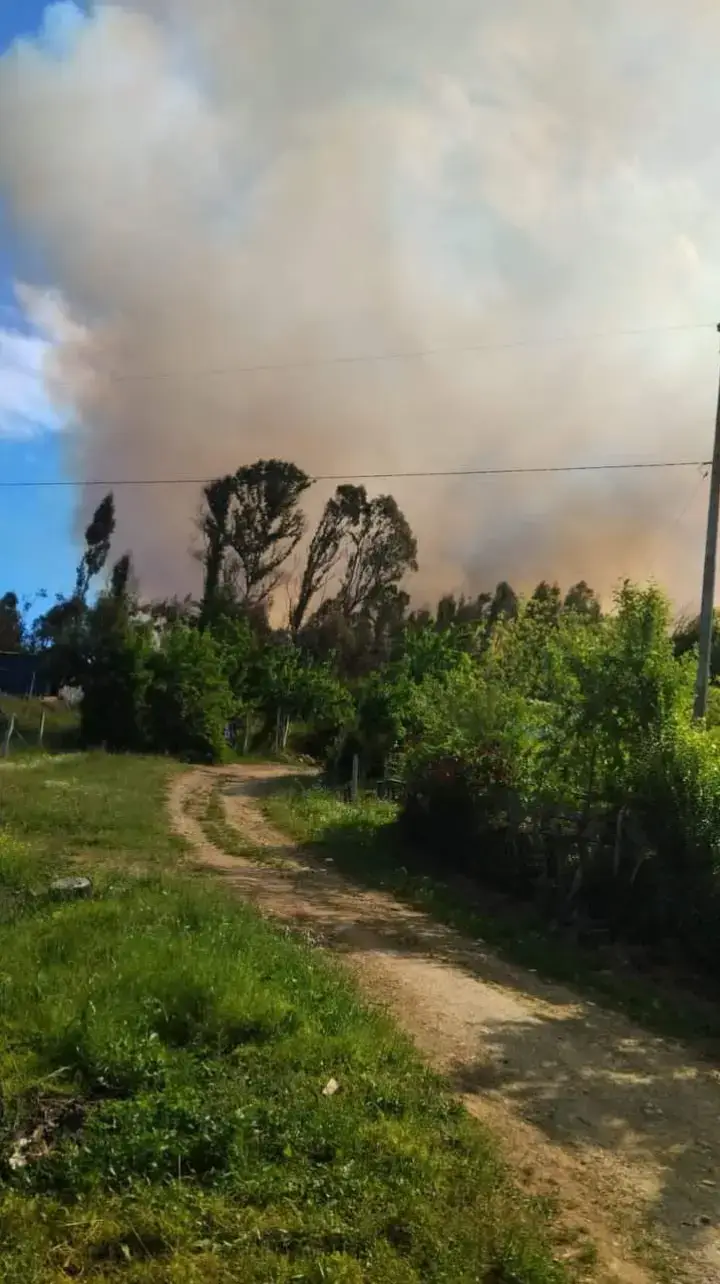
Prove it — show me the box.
[266,783,720,1051]
[0,753,571,1283]
[5,457,720,1025]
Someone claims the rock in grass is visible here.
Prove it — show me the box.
[49,876,92,902]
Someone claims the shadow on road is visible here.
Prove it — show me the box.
[213,768,720,1273]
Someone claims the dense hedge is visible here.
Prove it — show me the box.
[78,605,350,765]
[399,587,720,977]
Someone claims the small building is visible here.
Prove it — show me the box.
[0,652,53,698]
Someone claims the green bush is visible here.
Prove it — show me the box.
[346,625,475,779]
[80,600,151,752]
[144,625,234,763]
[398,585,720,973]
[622,720,720,969]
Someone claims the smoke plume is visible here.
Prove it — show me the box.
[1,0,720,609]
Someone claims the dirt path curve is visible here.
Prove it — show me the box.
[170,764,720,1284]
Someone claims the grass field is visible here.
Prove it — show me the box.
[265,780,720,1053]
[0,753,570,1283]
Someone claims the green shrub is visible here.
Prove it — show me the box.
[398,584,720,972]
[144,625,234,763]
[80,600,151,751]
[621,720,720,968]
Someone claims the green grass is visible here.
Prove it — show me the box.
[265,781,720,1054]
[0,752,184,880]
[0,754,570,1283]
[0,695,80,757]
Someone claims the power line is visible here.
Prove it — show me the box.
[43,319,716,386]
[0,458,711,489]
[316,460,711,481]
[670,467,709,529]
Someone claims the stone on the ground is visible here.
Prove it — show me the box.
[49,876,92,901]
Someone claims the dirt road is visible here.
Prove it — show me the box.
[170,764,720,1284]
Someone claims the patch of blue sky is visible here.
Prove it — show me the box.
[0,434,76,603]
[0,3,88,597]
[0,1,88,56]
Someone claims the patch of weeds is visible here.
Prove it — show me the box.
[27,1086,240,1193]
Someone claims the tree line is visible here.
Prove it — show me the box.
[0,458,608,771]
[1,455,607,664]
[4,457,720,983]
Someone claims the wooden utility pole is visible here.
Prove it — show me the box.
[694,323,720,720]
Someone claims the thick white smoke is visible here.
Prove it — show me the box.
[1,0,720,608]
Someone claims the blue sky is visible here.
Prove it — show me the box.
[0,2,80,610]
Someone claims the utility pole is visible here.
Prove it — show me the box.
[693,323,720,720]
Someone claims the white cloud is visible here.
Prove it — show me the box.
[34,2,87,58]
[0,325,63,440]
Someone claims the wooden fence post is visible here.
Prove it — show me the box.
[2,715,15,758]
[350,753,360,803]
[38,710,46,749]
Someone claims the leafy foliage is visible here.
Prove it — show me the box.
[75,493,116,601]
[80,598,151,752]
[0,592,24,652]
[229,458,311,603]
[199,460,312,617]
[144,625,235,763]
[291,483,366,632]
[398,585,720,973]
[335,490,418,617]
[564,579,602,620]
[199,472,236,623]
